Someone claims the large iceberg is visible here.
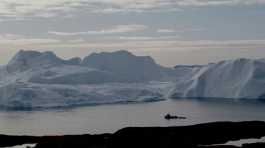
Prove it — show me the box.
[82,50,176,82]
[170,58,265,99]
[1,50,265,109]
[0,50,175,109]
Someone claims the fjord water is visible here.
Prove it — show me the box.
[0,99,265,136]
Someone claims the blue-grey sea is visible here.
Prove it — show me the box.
[0,99,265,136]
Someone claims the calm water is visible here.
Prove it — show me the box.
[0,99,265,136]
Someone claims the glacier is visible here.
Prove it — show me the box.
[1,50,265,110]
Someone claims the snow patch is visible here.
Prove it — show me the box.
[3,144,36,148]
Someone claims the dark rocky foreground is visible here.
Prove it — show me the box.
[0,121,265,148]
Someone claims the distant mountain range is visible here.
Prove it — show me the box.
[0,50,264,109]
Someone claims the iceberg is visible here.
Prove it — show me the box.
[1,49,265,110]
[170,58,265,99]
[0,50,174,109]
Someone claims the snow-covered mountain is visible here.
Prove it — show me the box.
[0,50,175,109]
[170,58,265,99]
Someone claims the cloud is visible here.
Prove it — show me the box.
[54,39,265,51]
[156,28,205,35]
[118,35,180,40]
[0,33,60,45]
[91,7,182,14]
[176,0,265,6]
[48,24,148,36]
[0,0,265,19]
[2,32,265,49]
[157,29,175,33]
[1,32,265,51]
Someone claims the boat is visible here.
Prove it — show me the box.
[164,114,187,120]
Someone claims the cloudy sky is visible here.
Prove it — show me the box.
[0,0,265,66]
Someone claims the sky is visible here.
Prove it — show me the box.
[0,0,265,66]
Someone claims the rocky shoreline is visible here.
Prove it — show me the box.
[1,121,265,148]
